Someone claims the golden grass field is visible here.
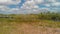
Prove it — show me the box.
[0,20,60,34]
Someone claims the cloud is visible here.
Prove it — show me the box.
[0,6,10,11]
[0,0,21,14]
[47,0,56,2]
[34,0,44,4]
[21,0,43,9]
[52,2,60,6]
[0,0,21,5]
[0,0,60,14]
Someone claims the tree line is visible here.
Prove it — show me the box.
[38,12,60,21]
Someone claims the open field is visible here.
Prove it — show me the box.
[0,19,60,34]
[0,21,60,34]
[0,13,60,34]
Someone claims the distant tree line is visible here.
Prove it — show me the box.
[38,12,60,21]
[0,12,60,22]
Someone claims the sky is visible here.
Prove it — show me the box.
[0,0,60,14]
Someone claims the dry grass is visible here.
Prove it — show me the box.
[0,14,60,34]
[0,21,60,34]
[10,23,60,34]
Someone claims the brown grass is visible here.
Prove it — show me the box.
[10,23,60,34]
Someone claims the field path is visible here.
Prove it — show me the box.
[10,23,60,34]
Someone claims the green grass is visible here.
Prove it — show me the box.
[38,20,60,28]
[0,22,17,34]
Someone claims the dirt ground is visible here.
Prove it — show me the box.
[6,23,60,34]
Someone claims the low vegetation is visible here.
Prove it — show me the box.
[0,12,60,27]
[0,12,60,28]
[0,12,60,22]
[0,12,60,34]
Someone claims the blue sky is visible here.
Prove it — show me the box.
[0,0,60,14]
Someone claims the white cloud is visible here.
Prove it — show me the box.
[0,0,21,14]
[0,6,10,11]
[48,0,56,2]
[0,0,7,3]
[0,0,60,14]
[34,0,44,4]
[21,0,43,9]
[0,0,21,5]
[44,4,50,7]
[52,2,60,6]
[21,0,39,9]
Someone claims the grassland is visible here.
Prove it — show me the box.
[0,12,60,34]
